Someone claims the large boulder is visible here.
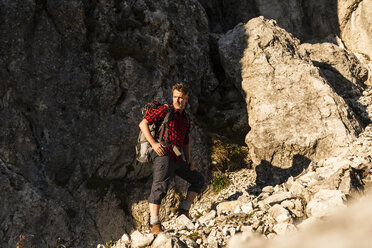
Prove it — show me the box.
[219,17,362,168]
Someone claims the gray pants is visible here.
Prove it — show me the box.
[148,152,205,205]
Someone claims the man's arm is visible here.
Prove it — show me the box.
[139,119,165,156]
[183,143,191,163]
[183,143,195,170]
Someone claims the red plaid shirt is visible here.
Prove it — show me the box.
[145,105,190,163]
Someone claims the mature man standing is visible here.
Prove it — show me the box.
[138,83,205,234]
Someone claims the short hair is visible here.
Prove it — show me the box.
[172,83,190,96]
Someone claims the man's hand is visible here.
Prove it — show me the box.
[152,142,166,156]
[189,162,195,171]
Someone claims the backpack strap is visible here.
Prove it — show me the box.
[158,105,174,144]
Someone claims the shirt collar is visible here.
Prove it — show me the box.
[171,105,185,114]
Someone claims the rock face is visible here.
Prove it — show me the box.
[0,0,214,247]
[199,0,340,41]
[219,17,362,170]
[301,42,369,125]
[339,0,372,60]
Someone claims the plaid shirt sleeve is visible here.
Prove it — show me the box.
[144,105,168,125]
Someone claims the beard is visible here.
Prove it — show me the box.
[173,103,185,110]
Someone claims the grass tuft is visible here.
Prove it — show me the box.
[105,240,117,248]
[212,172,231,194]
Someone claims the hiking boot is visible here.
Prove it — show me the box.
[177,209,190,219]
[150,223,163,234]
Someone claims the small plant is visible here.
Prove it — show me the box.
[212,172,230,194]
[194,210,204,219]
[105,240,117,248]
[210,134,249,172]
[187,231,201,241]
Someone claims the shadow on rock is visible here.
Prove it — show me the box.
[248,154,311,194]
[314,61,370,127]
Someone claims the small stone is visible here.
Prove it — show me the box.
[176,214,195,230]
[216,201,240,216]
[268,204,291,223]
[281,200,295,209]
[151,233,173,248]
[180,236,199,248]
[230,227,236,236]
[258,201,270,211]
[207,228,219,244]
[263,192,294,205]
[241,202,254,214]
[234,205,242,214]
[112,233,130,248]
[292,199,304,218]
[262,186,274,193]
[273,223,297,236]
[130,231,154,248]
[198,210,216,226]
[273,185,282,192]
[222,226,229,236]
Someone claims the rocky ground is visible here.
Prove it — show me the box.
[98,129,372,247]
[99,87,372,247]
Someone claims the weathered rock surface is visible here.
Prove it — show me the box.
[0,0,214,247]
[220,17,362,170]
[198,0,340,41]
[301,42,369,125]
[339,0,372,60]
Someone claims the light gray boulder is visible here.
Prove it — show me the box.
[219,17,362,169]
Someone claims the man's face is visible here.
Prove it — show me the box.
[172,89,188,110]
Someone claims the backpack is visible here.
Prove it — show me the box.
[136,101,174,163]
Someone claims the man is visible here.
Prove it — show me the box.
[138,83,205,234]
